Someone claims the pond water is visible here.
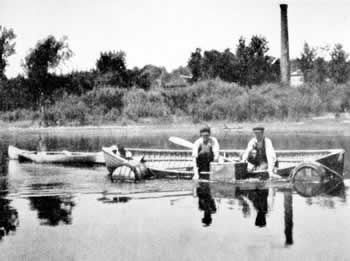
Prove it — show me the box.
[0,127,349,261]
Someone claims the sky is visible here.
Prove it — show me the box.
[1,0,350,77]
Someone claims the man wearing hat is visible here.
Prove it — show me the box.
[192,125,220,180]
[242,127,277,177]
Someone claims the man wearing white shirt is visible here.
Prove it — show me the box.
[192,126,220,180]
[241,127,277,177]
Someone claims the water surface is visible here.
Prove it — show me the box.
[0,127,349,261]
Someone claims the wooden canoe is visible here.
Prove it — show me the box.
[103,146,345,180]
[8,145,105,165]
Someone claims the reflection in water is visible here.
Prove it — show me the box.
[0,197,19,240]
[284,191,293,246]
[292,165,346,211]
[29,196,75,226]
[0,167,19,241]
[236,193,251,218]
[200,182,294,244]
[97,195,132,204]
[299,179,346,209]
[196,183,217,227]
[236,188,269,227]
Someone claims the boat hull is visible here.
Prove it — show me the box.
[103,146,345,181]
[8,145,104,165]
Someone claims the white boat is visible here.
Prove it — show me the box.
[8,145,105,165]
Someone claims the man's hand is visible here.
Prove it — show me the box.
[269,171,281,179]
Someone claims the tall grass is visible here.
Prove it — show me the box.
[2,79,350,125]
[123,88,170,120]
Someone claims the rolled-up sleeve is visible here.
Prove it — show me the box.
[192,139,201,158]
[265,138,276,173]
[242,139,256,161]
[211,137,220,161]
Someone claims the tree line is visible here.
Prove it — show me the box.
[188,36,280,86]
[1,25,350,125]
[296,42,350,84]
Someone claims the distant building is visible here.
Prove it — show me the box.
[290,70,304,87]
[163,74,191,88]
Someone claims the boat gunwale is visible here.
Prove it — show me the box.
[126,147,344,155]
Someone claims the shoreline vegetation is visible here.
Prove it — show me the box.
[1,29,350,132]
[1,79,350,131]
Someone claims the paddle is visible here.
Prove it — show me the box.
[168,137,194,149]
[169,136,235,163]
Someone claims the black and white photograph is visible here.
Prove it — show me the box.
[0,0,349,260]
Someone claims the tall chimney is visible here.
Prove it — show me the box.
[280,4,290,85]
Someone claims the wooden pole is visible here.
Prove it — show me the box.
[280,4,290,85]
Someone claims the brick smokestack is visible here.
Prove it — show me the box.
[280,4,290,85]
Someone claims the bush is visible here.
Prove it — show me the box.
[123,88,170,120]
[104,108,121,121]
[0,109,39,122]
[82,85,125,111]
[324,83,350,112]
[49,95,90,125]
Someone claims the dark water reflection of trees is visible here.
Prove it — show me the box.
[0,196,19,241]
[29,196,75,226]
[0,171,19,241]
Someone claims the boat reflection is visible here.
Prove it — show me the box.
[97,194,132,204]
[29,195,75,226]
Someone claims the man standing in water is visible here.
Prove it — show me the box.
[242,127,277,178]
[192,126,220,180]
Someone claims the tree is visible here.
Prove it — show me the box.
[24,35,72,79]
[170,66,191,77]
[130,67,152,90]
[218,49,239,82]
[246,35,271,85]
[95,51,129,87]
[310,57,328,83]
[0,26,16,80]
[236,37,250,86]
[96,51,126,74]
[201,50,222,79]
[188,48,202,82]
[297,42,316,81]
[139,64,163,88]
[23,35,72,106]
[235,36,272,87]
[328,44,350,84]
[0,76,31,110]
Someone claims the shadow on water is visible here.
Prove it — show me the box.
[29,195,75,226]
